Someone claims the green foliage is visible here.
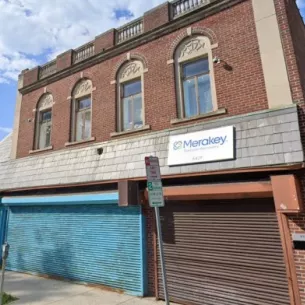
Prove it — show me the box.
[2,292,18,304]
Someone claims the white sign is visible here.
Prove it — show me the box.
[145,157,164,208]
[145,156,161,181]
[168,126,234,166]
[292,234,305,242]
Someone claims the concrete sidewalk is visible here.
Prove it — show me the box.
[4,272,178,305]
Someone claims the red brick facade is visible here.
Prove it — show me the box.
[14,0,305,302]
[274,1,305,302]
[56,50,73,72]
[143,3,170,33]
[274,0,305,104]
[94,29,116,54]
[289,214,305,304]
[23,67,39,88]
[17,0,268,158]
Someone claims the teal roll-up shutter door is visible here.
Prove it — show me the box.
[0,204,8,258]
[5,199,147,296]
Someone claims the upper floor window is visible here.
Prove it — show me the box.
[117,61,144,132]
[121,79,142,131]
[175,36,217,119]
[182,58,212,117]
[71,79,93,142]
[35,93,53,150]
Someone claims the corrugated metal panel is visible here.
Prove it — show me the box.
[157,199,290,305]
[6,204,146,296]
[0,206,8,258]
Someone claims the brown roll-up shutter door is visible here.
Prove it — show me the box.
[157,199,290,305]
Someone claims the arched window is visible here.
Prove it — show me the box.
[175,35,217,119]
[34,93,53,150]
[71,79,93,142]
[117,60,144,132]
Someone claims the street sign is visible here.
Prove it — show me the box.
[145,156,161,181]
[145,157,165,208]
[147,181,164,208]
[145,156,169,305]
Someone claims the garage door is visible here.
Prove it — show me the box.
[6,204,146,296]
[157,199,290,305]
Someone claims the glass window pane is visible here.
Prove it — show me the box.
[39,122,51,149]
[133,95,143,128]
[79,98,91,110]
[42,111,52,122]
[84,110,91,139]
[123,80,141,97]
[45,124,51,147]
[198,74,213,114]
[39,124,46,149]
[183,58,209,78]
[76,111,83,141]
[183,78,197,117]
[123,97,133,131]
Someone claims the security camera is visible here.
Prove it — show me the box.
[213,57,221,64]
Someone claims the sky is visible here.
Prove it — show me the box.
[0,0,304,141]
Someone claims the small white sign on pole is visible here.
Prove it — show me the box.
[145,157,164,208]
[145,156,169,304]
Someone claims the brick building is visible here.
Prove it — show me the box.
[1,0,305,304]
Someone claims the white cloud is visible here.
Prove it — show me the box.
[0,0,164,83]
[297,0,305,9]
[0,127,12,134]
[1,0,301,84]
[0,77,9,84]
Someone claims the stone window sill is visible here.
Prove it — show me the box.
[171,108,227,125]
[110,125,151,138]
[29,146,53,154]
[65,137,96,147]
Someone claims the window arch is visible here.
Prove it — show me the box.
[117,60,145,132]
[71,78,93,142]
[175,35,217,119]
[34,93,53,150]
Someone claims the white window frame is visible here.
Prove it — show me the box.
[74,96,92,141]
[117,60,145,132]
[175,35,218,119]
[34,93,54,150]
[71,79,93,142]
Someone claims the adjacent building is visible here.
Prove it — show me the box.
[1,0,305,304]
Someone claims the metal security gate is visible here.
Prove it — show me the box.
[157,199,290,305]
[6,204,146,296]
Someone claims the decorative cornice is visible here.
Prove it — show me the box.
[19,0,245,95]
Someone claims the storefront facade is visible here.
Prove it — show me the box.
[1,104,304,304]
[1,0,305,304]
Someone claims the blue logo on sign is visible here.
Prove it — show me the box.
[174,136,227,150]
[173,141,183,150]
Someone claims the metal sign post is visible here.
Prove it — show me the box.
[0,243,10,305]
[145,156,169,305]
[154,206,169,304]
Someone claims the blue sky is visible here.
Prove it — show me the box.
[0,0,304,141]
